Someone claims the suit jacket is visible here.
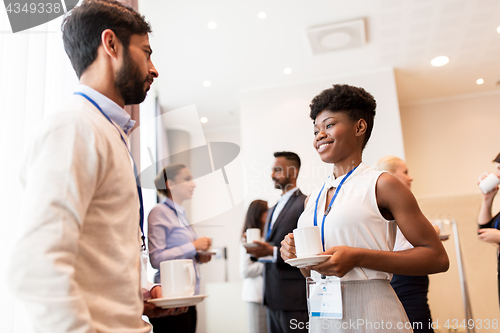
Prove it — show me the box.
[263,189,308,311]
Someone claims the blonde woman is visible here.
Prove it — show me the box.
[374,156,439,333]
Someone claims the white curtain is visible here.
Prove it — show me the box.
[0,1,146,331]
[0,10,79,332]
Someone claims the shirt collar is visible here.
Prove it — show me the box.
[280,186,298,202]
[164,197,186,216]
[75,84,136,134]
[325,162,367,189]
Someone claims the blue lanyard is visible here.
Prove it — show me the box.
[313,166,358,251]
[163,201,197,238]
[163,200,178,214]
[74,92,145,249]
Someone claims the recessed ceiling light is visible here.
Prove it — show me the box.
[431,56,449,67]
[258,12,267,19]
[207,22,217,29]
[283,68,292,75]
[476,78,484,85]
[203,80,211,87]
[497,26,500,34]
[200,117,208,123]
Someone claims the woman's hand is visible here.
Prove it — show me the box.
[478,228,500,243]
[308,246,359,277]
[196,253,212,263]
[280,233,297,261]
[192,237,211,251]
[478,172,499,201]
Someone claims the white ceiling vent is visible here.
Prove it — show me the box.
[306,19,366,55]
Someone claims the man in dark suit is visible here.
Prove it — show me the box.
[246,151,308,333]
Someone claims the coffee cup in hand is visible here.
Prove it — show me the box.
[479,173,500,194]
[246,228,261,243]
[293,226,323,258]
[160,259,196,298]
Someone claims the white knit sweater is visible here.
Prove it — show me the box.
[9,95,150,333]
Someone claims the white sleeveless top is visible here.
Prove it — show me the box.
[298,163,397,281]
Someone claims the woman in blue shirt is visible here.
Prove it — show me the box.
[148,163,212,333]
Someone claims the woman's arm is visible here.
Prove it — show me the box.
[478,187,498,226]
[311,173,449,277]
[239,246,264,278]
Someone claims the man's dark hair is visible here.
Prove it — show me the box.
[61,0,152,78]
[493,153,500,164]
[274,151,301,170]
[309,84,376,149]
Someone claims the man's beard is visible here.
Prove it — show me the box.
[273,178,291,190]
[115,48,149,105]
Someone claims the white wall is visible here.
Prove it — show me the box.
[190,125,246,333]
[400,91,500,199]
[240,67,404,206]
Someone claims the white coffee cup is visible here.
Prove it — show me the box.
[479,173,500,194]
[433,219,443,232]
[293,226,323,258]
[246,228,261,243]
[160,259,196,298]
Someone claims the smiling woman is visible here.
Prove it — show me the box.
[280,84,449,333]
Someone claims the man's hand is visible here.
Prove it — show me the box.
[245,241,273,258]
[143,286,189,318]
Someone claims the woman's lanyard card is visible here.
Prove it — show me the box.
[140,247,149,290]
[306,276,342,319]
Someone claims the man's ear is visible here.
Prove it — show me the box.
[355,119,367,137]
[287,165,299,180]
[101,29,120,59]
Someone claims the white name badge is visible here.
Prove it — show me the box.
[306,276,342,319]
[140,247,149,290]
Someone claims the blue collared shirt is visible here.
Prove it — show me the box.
[259,187,299,263]
[148,197,201,293]
[75,85,136,134]
[269,187,298,229]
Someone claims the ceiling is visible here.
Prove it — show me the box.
[139,0,500,130]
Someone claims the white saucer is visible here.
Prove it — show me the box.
[197,250,218,255]
[243,242,259,248]
[285,255,331,268]
[147,294,208,308]
[439,233,450,240]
